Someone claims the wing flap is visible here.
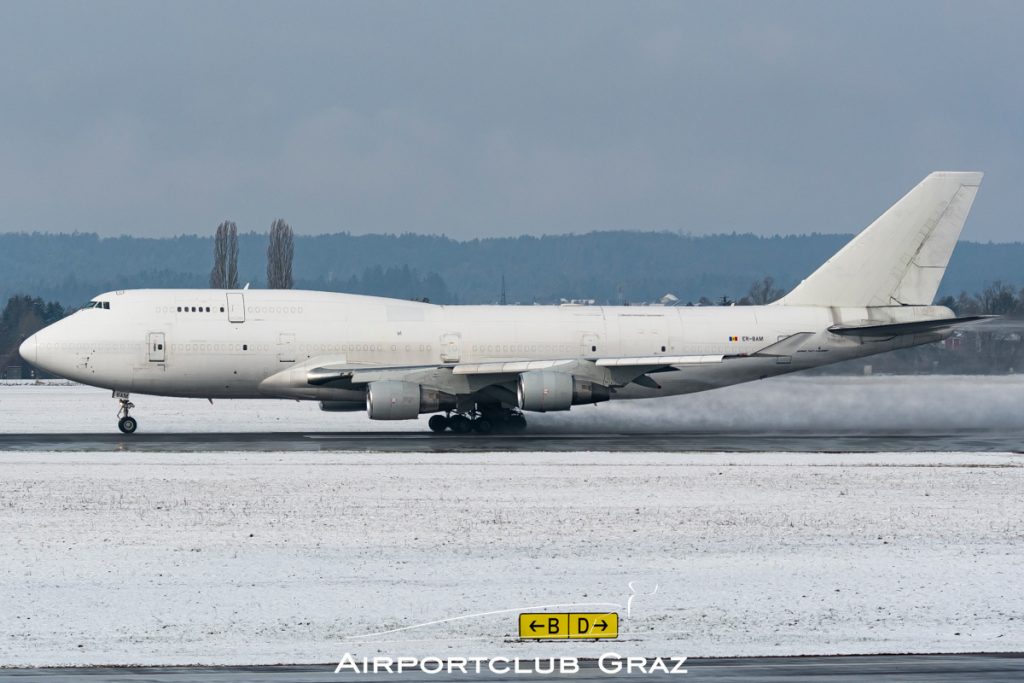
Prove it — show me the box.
[452,359,575,375]
[752,332,815,356]
[596,354,723,367]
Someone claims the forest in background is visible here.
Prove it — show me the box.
[3,230,1024,308]
[3,230,1024,376]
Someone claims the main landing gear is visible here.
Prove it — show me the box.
[117,396,138,434]
[428,408,527,434]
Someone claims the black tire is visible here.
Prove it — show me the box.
[473,418,494,434]
[450,415,472,434]
[428,415,449,433]
[118,416,137,434]
[507,414,527,431]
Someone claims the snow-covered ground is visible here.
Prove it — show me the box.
[1,449,1022,666]
[4,374,1024,433]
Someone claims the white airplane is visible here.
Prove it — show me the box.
[20,172,987,434]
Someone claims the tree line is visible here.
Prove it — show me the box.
[0,296,65,377]
[5,230,1024,309]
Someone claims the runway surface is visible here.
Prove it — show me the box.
[4,654,1024,681]
[1,430,1023,453]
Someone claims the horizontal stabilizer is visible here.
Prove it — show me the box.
[828,315,994,337]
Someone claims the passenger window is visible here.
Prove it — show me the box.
[191,307,196,312]
[177,306,181,312]
[220,307,225,312]
[206,307,210,312]
[243,344,248,351]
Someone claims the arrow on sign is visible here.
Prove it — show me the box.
[595,619,608,631]
[529,620,542,632]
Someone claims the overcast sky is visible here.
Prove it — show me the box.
[1,1,1021,240]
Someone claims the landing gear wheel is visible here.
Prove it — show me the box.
[116,396,137,435]
[428,415,450,433]
[118,416,137,434]
[472,417,493,434]
[507,414,527,431]
[450,415,473,434]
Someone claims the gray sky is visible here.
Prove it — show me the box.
[1,1,1021,240]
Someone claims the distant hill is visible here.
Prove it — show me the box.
[1,230,1022,307]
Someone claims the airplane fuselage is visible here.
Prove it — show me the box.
[21,288,953,402]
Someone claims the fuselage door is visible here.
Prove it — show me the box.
[147,332,165,362]
[440,333,461,363]
[581,333,600,357]
[226,293,245,323]
[277,333,296,363]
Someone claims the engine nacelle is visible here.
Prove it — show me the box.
[516,371,610,412]
[366,381,456,420]
[572,377,611,405]
[319,400,365,412]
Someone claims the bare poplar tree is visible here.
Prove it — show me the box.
[226,222,239,289]
[747,276,786,304]
[267,219,294,289]
[209,222,229,288]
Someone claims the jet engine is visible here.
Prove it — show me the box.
[516,371,610,412]
[366,380,456,420]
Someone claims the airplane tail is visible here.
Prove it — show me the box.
[776,172,983,308]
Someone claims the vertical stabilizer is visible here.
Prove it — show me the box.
[776,172,982,307]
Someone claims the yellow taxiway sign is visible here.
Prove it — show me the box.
[519,612,618,639]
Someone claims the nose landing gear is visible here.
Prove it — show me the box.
[117,396,137,434]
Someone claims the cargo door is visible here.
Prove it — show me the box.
[440,333,461,363]
[277,333,296,363]
[226,293,245,323]
[147,332,165,362]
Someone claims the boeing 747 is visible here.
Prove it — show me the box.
[19,172,986,434]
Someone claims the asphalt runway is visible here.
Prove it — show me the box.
[3,654,1023,682]
[1,430,1023,453]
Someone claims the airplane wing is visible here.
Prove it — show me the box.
[307,354,724,386]
[258,353,728,400]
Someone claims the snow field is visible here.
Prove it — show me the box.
[1,450,1022,665]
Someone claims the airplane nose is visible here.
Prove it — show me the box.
[19,335,38,365]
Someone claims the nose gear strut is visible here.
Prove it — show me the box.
[117,396,138,434]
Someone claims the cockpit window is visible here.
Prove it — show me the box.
[81,301,110,310]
